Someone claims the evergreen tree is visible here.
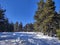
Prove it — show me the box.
[19,22,23,31]
[8,22,14,32]
[24,24,29,32]
[34,0,45,32]
[23,25,27,32]
[34,0,58,36]
[0,6,7,32]
[4,18,10,32]
[14,22,19,32]
[27,23,34,32]
[24,23,34,32]
[41,0,56,35]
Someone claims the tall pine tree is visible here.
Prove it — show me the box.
[43,0,56,36]
[0,7,7,32]
[34,0,45,32]
[34,0,58,36]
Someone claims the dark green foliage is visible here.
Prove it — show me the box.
[8,23,14,32]
[34,0,60,37]
[56,29,60,39]
[24,23,34,32]
[0,6,14,32]
[34,0,45,32]
[19,22,23,31]
[0,7,8,32]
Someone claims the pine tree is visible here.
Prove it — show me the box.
[34,0,57,36]
[34,0,45,32]
[14,22,19,32]
[43,0,56,36]
[27,23,34,32]
[19,22,23,31]
[8,22,14,32]
[4,18,10,32]
[34,0,44,21]
[23,23,34,32]
[0,6,7,32]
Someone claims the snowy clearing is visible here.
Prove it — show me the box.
[0,32,60,45]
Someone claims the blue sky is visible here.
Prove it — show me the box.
[0,0,60,26]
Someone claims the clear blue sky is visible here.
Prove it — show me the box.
[0,0,60,26]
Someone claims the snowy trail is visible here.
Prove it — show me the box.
[0,32,60,45]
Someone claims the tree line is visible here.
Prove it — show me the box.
[0,8,34,32]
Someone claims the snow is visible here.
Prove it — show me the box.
[0,32,60,45]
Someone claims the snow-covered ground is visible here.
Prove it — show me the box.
[0,32,60,45]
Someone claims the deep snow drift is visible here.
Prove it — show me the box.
[0,32,60,45]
